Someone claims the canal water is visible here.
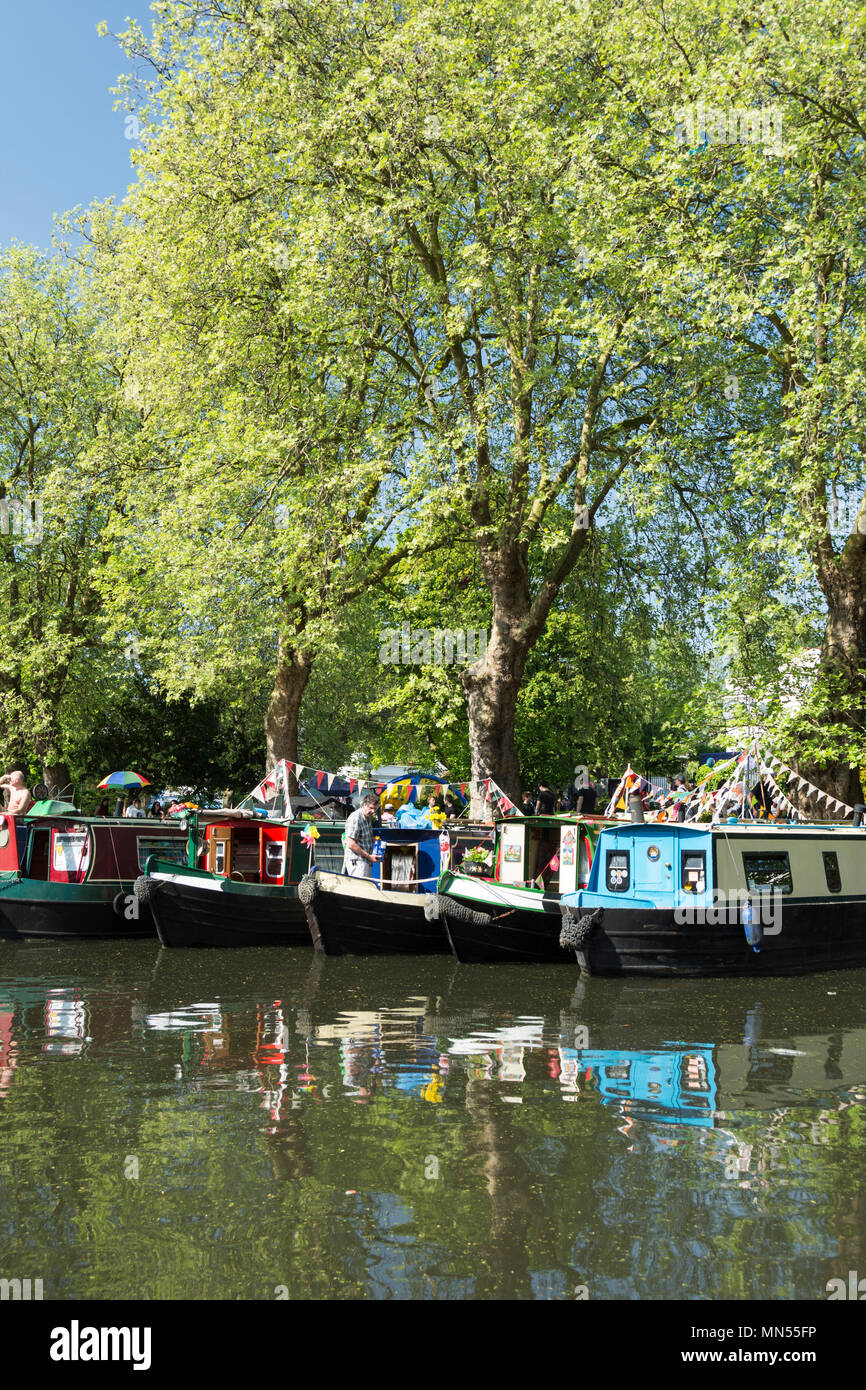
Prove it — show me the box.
[0,939,864,1301]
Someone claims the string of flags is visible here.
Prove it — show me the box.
[249,760,520,813]
[761,753,854,817]
[707,741,854,820]
[600,742,856,823]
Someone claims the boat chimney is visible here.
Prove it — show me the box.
[628,793,645,824]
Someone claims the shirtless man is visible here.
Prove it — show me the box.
[0,770,34,816]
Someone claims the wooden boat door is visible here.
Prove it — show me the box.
[207,826,233,877]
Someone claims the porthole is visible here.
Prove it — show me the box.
[647,845,660,861]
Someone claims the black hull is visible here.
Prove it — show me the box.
[305,883,449,956]
[567,902,866,976]
[442,900,568,964]
[0,889,154,940]
[144,879,309,948]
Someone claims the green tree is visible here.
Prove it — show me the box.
[0,246,138,791]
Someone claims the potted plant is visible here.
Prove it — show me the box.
[461,845,492,877]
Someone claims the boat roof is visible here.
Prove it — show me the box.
[494,814,616,829]
[595,820,863,836]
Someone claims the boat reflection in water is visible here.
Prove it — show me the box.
[2,946,866,1300]
[556,1045,717,1125]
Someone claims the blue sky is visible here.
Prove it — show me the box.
[0,3,152,250]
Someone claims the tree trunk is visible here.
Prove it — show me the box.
[39,760,73,800]
[808,543,866,807]
[265,644,313,788]
[463,607,530,819]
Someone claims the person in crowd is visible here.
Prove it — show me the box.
[665,775,688,822]
[343,793,380,877]
[381,802,397,825]
[520,790,535,817]
[424,793,446,829]
[149,802,163,819]
[535,780,556,815]
[94,798,110,817]
[124,796,145,819]
[750,779,773,819]
[0,770,34,816]
[443,794,460,820]
[574,778,597,815]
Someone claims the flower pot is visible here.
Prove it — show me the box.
[461,860,489,876]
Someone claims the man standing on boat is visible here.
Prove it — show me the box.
[0,770,34,816]
[535,780,556,815]
[344,794,380,877]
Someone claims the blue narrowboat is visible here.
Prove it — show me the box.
[559,821,866,976]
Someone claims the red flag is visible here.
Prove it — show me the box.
[348,778,356,792]
[315,771,325,788]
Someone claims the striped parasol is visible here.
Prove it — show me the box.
[97,770,151,791]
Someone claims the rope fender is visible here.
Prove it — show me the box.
[559,905,604,951]
[298,873,318,906]
[427,893,502,928]
[133,875,156,906]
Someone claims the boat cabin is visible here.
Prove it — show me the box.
[491,816,596,893]
[571,821,866,912]
[0,813,188,884]
[202,818,345,886]
[371,826,443,893]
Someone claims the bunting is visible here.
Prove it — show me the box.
[760,753,856,818]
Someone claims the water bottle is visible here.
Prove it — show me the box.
[742,897,761,952]
[373,837,384,862]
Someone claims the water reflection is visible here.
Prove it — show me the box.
[0,940,865,1298]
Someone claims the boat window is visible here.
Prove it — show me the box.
[606,850,630,892]
[265,842,285,879]
[136,837,187,873]
[681,851,706,894]
[214,841,226,874]
[822,851,842,894]
[742,852,793,894]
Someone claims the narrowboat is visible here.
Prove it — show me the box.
[300,825,448,955]
[435,815,609,963]
[0,810,188,939]
[559,820,866,975]
[134,815,346,947]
